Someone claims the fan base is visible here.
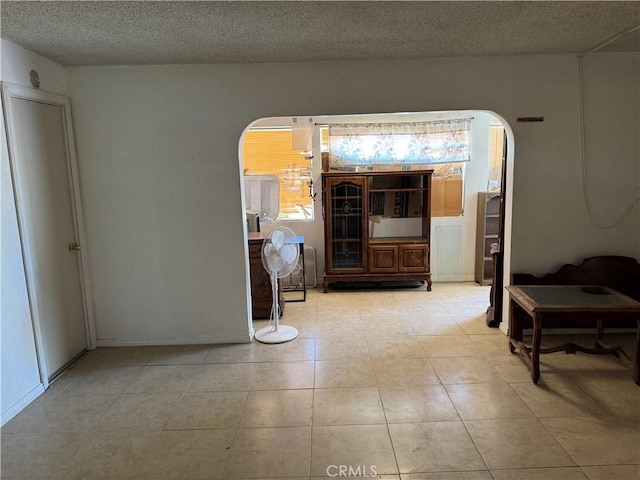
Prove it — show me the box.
[254,325,298,344]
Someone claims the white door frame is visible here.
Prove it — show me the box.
[1,82,96,386]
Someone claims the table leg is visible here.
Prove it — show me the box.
[594,318,605,352]
[508,300,521,354]
[635,318,640,386]
[596,319,605,342]
[531,312,542,384]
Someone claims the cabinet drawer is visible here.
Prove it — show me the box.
[368,245,398,273]
[398,244,428,272]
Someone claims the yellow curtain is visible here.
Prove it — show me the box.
[488,126,505,183]
[242,129,313,219]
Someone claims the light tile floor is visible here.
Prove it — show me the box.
[2,283,639,480]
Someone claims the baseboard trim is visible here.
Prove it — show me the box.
[432,275,475,282]
[1,383,45,426]
[96,333,252,347]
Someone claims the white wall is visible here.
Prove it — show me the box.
[1,40,68,95]
[580,54,639,234]
[0,39,68,424]
[508,54,639,273]
[66,53,639,345]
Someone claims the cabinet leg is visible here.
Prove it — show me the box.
[426,279,432,291]
[323,282,328,293]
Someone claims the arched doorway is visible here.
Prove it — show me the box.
[239,110,516,334]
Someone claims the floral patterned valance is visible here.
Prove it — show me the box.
[328,119,471,167]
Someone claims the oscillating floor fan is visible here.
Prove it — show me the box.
[255,226,299,344]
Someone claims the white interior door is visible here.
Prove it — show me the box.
[8,96,87,379]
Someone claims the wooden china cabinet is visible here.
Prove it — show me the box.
[322,170,433,292]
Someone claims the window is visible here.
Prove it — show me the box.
[430,163,465,217]
[321,120,470,217]
[242,128,313,221]
[326,119,471,167]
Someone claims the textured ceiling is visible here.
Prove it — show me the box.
[1,1,639,66]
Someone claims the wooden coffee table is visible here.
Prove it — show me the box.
[506,285,640,385]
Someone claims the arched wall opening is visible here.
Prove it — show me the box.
[239,109,516,336]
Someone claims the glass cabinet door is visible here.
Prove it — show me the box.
[326,177,366,272]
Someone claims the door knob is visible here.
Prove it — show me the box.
[68,242,81,252]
